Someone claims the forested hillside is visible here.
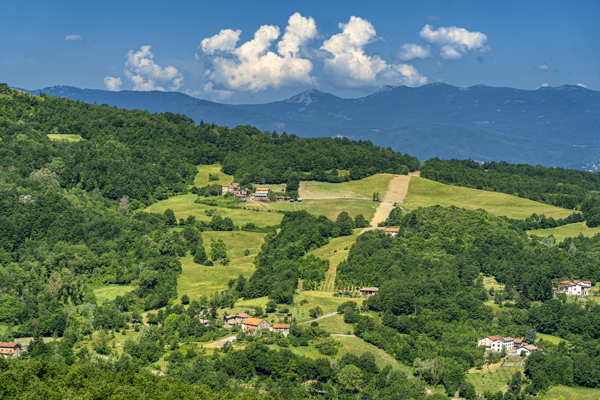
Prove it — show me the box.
[336,206,600,397]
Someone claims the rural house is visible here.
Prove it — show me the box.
[224,313,251,327]
[222,183,240,195]
[0,342,21,358]
[477,336,538,356]
[383,227,400,237]
[254,187,271,198]
[271,323,290,336]
[240,317,271,335]
[555,280,592,297]
[359,287,379,297]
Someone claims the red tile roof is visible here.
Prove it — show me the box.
[0,342,19,348]
[242,317,264,327]
[384,227,400,232]
[272,324,290,329]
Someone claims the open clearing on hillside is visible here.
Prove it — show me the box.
[249,198,377,221]
[193,164,233,187]
[467,365,522,394]
[529,222,600,242]
[94,284,135,302]
[368,174,412,227]
[404,177,573,219]
[145,194,283,227]
[47,134,83,142]
[543,385,600,400]
[178,231,265,299]
[299,174,394,200]
[309,230,361,292]
[231,291,363,323]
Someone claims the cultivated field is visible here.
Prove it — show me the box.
[309,230,361,292]
[178,231,266,299]
[299,174,395,200]
[528,222,600,242]
[466,365,522,394]
[404,177,574,219]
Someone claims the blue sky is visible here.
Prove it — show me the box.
[2,0,599,103]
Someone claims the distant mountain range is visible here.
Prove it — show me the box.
[27,83,600,170]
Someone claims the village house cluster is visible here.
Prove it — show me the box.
[477,336,538,357]
[555,280,592,297]
[223,313,290,336]
[221,183,271,201]
[0,342,21,358]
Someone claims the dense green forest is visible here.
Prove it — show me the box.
[422,159,600,226]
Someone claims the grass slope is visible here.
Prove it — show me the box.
[145,193,283,227]
[309,230,361,292]
[47,134,83,142]
[178,231,265,300]
[404,177,573,219]
[193,164,233,187]
[255,199,377,221]
[94,284,135,302]
[299,174,394,200]
[542,385,600,400]
[528,222,600,242]
[467,365,522,395]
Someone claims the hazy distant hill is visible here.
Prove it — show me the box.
[30,83,600,169]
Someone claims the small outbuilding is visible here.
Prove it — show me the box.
[359,287,379,297]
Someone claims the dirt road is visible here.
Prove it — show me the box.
[367,174,412,228]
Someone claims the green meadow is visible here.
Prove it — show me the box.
[260,198,377,220]
[193,164,233,187]
[528,222,600,242]
[47,134,83,142]
[404,177,574,219]
[543,385,600,400]
[93,284,135,302]
[299,174,394,200]
[178,231,266,300]
[467,366,522,395]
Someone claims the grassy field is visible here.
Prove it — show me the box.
[47,133,83,142]
[309,230,360,292]
[145,194,283,227]
[537,333,568,345]
[256,199,377,220]
[299,174,394,200]
[404,177,574,220]
[529,222,600,242]
[467,365,522,394]
[542,385,600,400]
[94,284,135,302]
[193,164,233,187]
[231,291,363,323]
[178,231,266,300]
[315,314,353,334]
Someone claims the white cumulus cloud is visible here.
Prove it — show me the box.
[198,12,317,92]
[200,29,241,55]
[398,43,430,61]
[420,24,487,59]
[321,16,427,87]
[103,76,122,91]
[65,34,82,41]
[123,45,183,91]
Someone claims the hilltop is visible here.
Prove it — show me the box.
[28,82,600,169]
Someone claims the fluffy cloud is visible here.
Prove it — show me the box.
[321,16,427,87]
[65,34,82,41]
[398,43,430,61]
[200,29,241,55]
[103,76,122,91]
[198,12,317,91]
[420,24,487,59]
[123,45,183,91]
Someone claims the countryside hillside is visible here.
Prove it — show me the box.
[2,84,600,399]
[29,83,600,169]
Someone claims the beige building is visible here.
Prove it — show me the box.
[359,287,379,297]
[0,342,21,358]
[241,317,271,335]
